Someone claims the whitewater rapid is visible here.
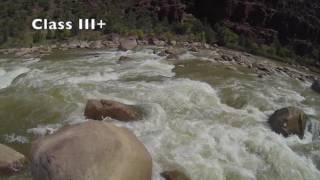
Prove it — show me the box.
[0,48,320,180]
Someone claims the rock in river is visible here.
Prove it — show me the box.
[0,143,26,175]
[161,170,190,180]
[84,99,142,121]
[119,37,138,51]
[118,56,133,63]
[268,107,308,139]
[31,121,152,180]
[311,79,320,93]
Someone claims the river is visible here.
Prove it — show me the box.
[1,47,320,180]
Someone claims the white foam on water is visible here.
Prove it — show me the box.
[3,134,29,144]
[21,58,41,65]
[88,78,320,180]
[27,124,62,137]
[0,68,5,76]
[0,67,29,89]
[2,49,320,180]
[119,60,175,78]
[65,72,119,84]
[178,51,197,60]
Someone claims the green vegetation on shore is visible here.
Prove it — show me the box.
[0,0,319,69]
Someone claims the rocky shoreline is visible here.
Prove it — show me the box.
[0,34,318,84]
[0,34,210,58]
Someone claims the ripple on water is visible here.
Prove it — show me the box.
[0,67,30,89]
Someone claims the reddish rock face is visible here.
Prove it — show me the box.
[84,99,142,122]
[189,0,320,55]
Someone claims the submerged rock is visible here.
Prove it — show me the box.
[84,99,141,121]
[31,121,152,180]
[0,144,26,175]
[118,56,133,63]
[311,80,320,93]
[119,37,138,51]
[268,107,307,139]
[161,170,190,180]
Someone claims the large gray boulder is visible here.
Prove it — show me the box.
[31,121,152,180]
[268,107,308,139]
[119,37,138,51]
[0,144,26,175]
[84,99,142,121]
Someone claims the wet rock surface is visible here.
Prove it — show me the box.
[84,99,142,121]
[0,144,26,175]
[119,37,138,51]
[31,121,152,180]
[161,170,190,180]
[268,107,308,139]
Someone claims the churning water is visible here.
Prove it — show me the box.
[1,47,320,180]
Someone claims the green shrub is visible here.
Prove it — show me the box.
[214,24,238,46]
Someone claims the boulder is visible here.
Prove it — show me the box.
[89,41,104,49]
[0,144,26,175]
[189,46,199,52]
[161,170,190,180]
[31,121,152,180]
[119,37,138,51]
[118,56,134,63]
[84,99,142,121]
[103,40,119,48]
[165,48,186,56]
[68,40,81,48]
[203,43,210,49]
[268,107,308,139]
[311,80,320,93]
[79,41,90,48]
[169,40,177,46]
[221,55,233,61]
[254,63,273,73]
[150,38,166,46]
[107,33,121,43]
